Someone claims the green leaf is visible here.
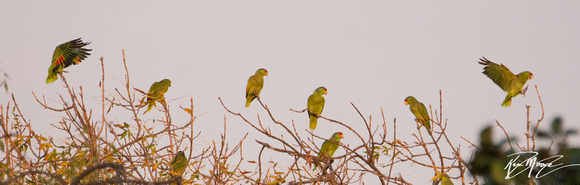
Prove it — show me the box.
[121,130,128,139]
[39,136,48,141]
[551,117,562,134]
[146,144,155,149]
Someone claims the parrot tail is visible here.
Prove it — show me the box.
[245,99,251,107]
[502,95,513,107]
[424,122,432,134]
[147,100,155,112]
[46,74,58,84]
[309,114,318,130]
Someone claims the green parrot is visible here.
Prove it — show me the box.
[46,38,92,84]
[144,79,171,114]
[170,151,188,177]
[314,132,344,170]
[404,96,432,134]
[479,57,533,107]
[245,68,268,107]
[307,87,327,130]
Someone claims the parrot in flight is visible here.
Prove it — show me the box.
[307,87,327,130]
[170,151,188,177]
[144,79,171,114]
[46,38,92,84]
[404,96,432,134]
[478,57,533,107]
[245,68,268,107]
[314,132,343,170]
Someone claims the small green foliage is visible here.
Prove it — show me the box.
[372,145,391,162]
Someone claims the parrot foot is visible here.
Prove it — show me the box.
[521,85,529,97]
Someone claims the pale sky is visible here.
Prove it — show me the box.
[1,1,579,183]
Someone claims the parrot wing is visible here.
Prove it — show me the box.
[307,94,325,116]
[318,140,331,158]
[245,74,264,107]
[479,57,516,92]
[318,132,341,158]
[417,102,431,133]
[148,81,163,100]
[307,93,325,130]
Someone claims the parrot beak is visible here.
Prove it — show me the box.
[340,134,344,139]
[265,72,269,76]
[324,91,328,95]
[404,100,408,105]
[529,73,534,80]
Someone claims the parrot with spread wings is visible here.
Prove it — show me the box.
[46,38,92,84]
[479,57,533,107]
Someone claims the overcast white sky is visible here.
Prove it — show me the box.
[1,1,580,183]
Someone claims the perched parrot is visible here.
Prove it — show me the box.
[307,87,327,130]
[170,151,188,177]
[404,96,432,134]
[144,79,171,114]
[314,132,344,170]
[478,57,534,107]
[46,38,92,84]
[245,68,268,107]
